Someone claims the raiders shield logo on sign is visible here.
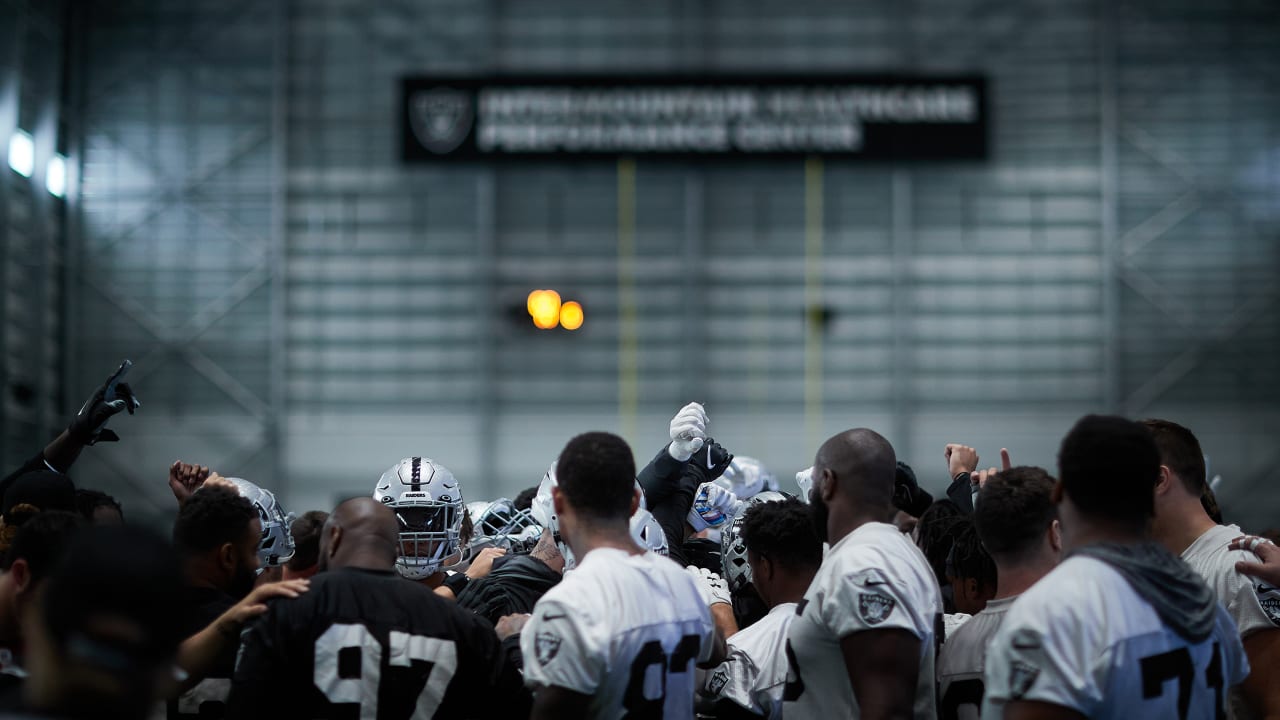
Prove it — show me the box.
[535,631,561,666]
[409,88,474,155]
[1256,583,1280,625]
[1009,659,1040,699]
[858,592,896,625]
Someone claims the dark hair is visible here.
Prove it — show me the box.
[974,466,1057,564]
[1059,415,1160,526]
[947,521,997,593]
[287,511,329,571]
[739,498,822,571]
[172,487,257,556]
[76,488,123,522]
[1,510,85,580]
[556,432,636,523]
[513,486,539,512]
[1140,419,1206,495]
[915,499,966,587]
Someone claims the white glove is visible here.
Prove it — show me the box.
[687,481,739,532]
[685,565,732,607]
[667,402,708,462]
[796,467,815,504]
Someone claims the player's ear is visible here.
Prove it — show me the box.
[819,468,838,502]
[1050,479,1064,505]
[218,541,236,571]
[8,558,30,594]
[551,486,565,517]
[1154,465,1174,496]
[1048,518,1063,555]
[629,487,641,516]
[328,525,342,557]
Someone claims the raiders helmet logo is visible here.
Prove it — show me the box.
[1009,659,1040,699]
[535,631,562,666]
[409,88,474,155]
[858,592,896,625]
[1256,583,1280,625]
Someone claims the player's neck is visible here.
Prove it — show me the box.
[1153,501,1218,556]
[1062,520,1148,552]
[993,558,1053,600]
[570,528,645,560]
[769,572,817,608]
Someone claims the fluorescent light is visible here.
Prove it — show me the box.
[46,154,67,197]
[8,130,34,177]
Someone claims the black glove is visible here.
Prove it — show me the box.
[687,439,734,482]
[68,360,141,445]
[893,461,934,518]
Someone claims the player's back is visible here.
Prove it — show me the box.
[983,555,1249,720]
[522,548,713,720]
[229,567,515,720]
[704,601,795,720]
[937,596,1015,720]
[783,522,943,719]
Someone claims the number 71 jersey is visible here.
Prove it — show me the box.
[982,555,1249,720]
[521,547,715,720]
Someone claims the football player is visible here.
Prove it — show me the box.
[782,428,943,719]
[937,466,1060,720]
[702,497,820,720]
[983,415,1249,719]
[522,432,717,719]
[1143,419,1280,719]
[228,497,523,719]
[168,484,260,720]
[375,457,506,599]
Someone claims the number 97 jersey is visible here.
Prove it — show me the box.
[982,556,1249,720]
[522,548,714,720]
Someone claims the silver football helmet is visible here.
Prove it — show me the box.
[530,462,651,570]
[468,497,542,555]
[715,456,778,499]
[225,477,296,569]
[631,508,668,556]
[720,490,788,593]
[374,457,467,580]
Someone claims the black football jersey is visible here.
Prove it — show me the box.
[228,567,520,720]
[169,586,238,719]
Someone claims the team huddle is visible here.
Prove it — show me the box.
[1,361,1279,719]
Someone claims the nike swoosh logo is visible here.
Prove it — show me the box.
[707,447,714,470]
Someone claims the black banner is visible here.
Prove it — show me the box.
[401,75,988,162]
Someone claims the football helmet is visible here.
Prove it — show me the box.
[631,508,668,556]
[468,497,542,555]
[530,462,652,570]
[720,490,788,593]
[714,456,778,499]
[225,477,296,569]
[374,457,467,580]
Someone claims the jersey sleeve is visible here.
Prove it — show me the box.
[982,605,1104,716]
[1222,551,1280,637]
[703,650,762,714]
[821,565,926,640]
[520,597,604,695]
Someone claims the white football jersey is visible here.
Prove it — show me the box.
[782,522,944,719]
[983,555,1249,720]
[703,602,796,720]
[522,547,714,720]
[1182,523,1280,720]
[937,596,1016,720]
